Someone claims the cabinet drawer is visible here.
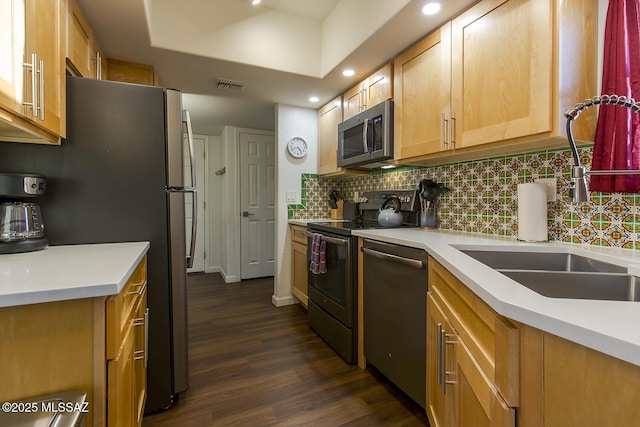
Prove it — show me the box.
[106,255,147,360]
[107,322,135,427]
[291,225,308,246]
[429,258,519,406]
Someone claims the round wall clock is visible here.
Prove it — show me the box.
[286,137,308,158]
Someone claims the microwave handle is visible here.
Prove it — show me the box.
[362,119,369,153]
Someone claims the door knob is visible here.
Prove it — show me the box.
[242,211,255,217]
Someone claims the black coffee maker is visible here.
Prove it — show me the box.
[0,172,48,254]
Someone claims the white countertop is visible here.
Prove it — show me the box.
[0,242,150,308]
[351,228,640,367]
[288,218,347,226]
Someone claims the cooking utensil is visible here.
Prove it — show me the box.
[377,196,403,227]
[329,189,340,209]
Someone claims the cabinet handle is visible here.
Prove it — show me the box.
[449,111,456,148]
[361,87,367,111]
[443,332,456,394]
[440,327,446,395]
[133,307,149,366]
[441,112,448,150]
[22,53,38,118]
[436,323,443,386]
[97,52,102,80]
[91,52,103,79]
[128,281,147,296]
[38,59,44,120]
[144,308,149,367]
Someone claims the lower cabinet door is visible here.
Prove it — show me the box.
[427,293,515,427]
[291,239,308,307]
[133,288,148,426]
[108,325,135,427]
[455,336,515,427]
[427,294,456,427]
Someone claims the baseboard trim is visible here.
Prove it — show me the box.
[272,294,296,307]
[221,270,240,283]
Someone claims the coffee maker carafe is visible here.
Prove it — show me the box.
[0,172,48,254]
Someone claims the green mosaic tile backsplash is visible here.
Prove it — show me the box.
[288,146,640,250]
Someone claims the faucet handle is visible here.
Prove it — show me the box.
[569,166,589,203]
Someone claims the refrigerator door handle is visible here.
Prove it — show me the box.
[182,109,197,268]
[185,187,197,268]
[183,109,196,190]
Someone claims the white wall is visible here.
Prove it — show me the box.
[273,104,319,307]
[206,134,223,273]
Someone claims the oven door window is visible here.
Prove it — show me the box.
[308,236,352,325]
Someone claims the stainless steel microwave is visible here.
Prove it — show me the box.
[337,99,393,168]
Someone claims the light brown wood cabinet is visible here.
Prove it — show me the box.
[66,0,106,80]
[106,255,148,427]
[0,254,148,427]
[394,0,598,165]
[318,97,342,177]
[394,24,452,160]
[290,224,308,308]
[106,59,158,86]
[427,258,518,427]
[343,63,392,121]
[0,0,65,144]
[430,257,640,426]
[318,96,370,177]
[518,324,640,427]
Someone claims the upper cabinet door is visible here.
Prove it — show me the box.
[394,23,452,160]
[343,63,393,121]
[67,0,93,78]
[450,0,553,149]
[26,0,64,138]
[0,0,26,116]
[318,97,343,176]
[364,62,392,109]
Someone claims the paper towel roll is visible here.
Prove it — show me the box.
[517,183,548,242]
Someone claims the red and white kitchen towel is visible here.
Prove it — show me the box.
[309,233,327,274]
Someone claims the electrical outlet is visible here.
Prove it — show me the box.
[534,178,557,202]
[285,190,297,203]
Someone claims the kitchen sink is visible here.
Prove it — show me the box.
[458,248,638,302]
[461,250,626,273]
[500,270,639,302]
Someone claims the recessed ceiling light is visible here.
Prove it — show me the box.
[342,69,355,77]
[252,0,261,5]
[422,2,441,15]
[309,96,319,103]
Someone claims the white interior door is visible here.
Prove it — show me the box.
[240,132,275,279]
[185,134,207,273]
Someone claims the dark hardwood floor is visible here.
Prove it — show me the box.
[142,273,429,427]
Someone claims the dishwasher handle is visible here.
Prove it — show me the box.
[361,247,425,269]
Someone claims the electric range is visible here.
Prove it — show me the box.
[305,189,420,363]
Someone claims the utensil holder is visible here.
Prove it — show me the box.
[330,200,344,219]
[420,206,437,228]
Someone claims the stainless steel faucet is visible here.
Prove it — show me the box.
[564,95,640,203]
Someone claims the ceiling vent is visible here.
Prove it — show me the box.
[216,78,246,92]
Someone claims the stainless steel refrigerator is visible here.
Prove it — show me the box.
[0,76,196,412]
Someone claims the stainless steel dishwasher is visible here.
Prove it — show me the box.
[362,239,428,408]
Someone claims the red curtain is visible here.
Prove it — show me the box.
[591,0,640,192]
